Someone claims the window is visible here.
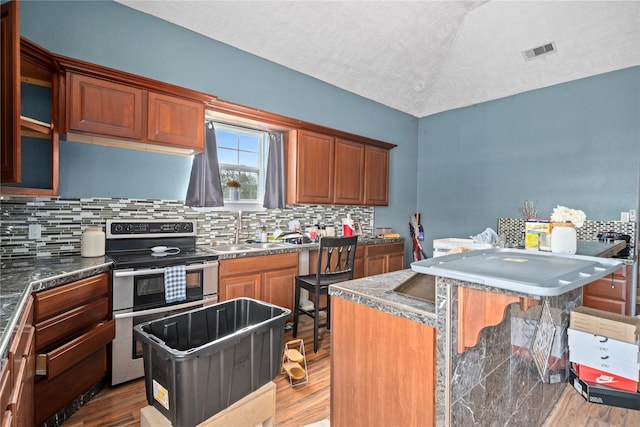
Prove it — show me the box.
[215,123,268,202]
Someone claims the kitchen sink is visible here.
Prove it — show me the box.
[393,273,436,304]
[208,244,253,253]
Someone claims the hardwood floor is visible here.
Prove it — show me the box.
[64,315,639,427]
[65,316,331,427]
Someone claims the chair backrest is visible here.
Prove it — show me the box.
[314,236,359,285]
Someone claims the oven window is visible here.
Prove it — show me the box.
[133,270,204,310]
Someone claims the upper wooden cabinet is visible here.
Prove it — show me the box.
[1,0,59,195]
[286,129,391,206]
[65,71,205,153]
[364,145,390,206]
[334,138,365,205]
[68,73,144,140]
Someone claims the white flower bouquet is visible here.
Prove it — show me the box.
[550,205,586,228]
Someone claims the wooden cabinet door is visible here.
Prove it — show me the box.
[1,0,20,184]
[364,145,390,206]
[387,251,405,273]
[262,267,297,313]
[582,265,630,315]
[364,254,386,277]
[220,274,261,301]
[68,73,144,140]
[334,138,365,205]
[353,246,365,279]
[293,130,334,204]
[147,92,203,151]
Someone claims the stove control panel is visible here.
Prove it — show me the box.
[107,219,196,238]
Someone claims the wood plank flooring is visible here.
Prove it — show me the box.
[64,315,639,427]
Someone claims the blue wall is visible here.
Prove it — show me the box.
[20,0,419,246]
[19,1,639,261]
[418,66,640,253]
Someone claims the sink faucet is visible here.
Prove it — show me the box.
[234,210,243,244]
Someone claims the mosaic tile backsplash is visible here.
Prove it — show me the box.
[0,196,374,259]
[497,218,637,257]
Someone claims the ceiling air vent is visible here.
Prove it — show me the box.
[522,42,557,61]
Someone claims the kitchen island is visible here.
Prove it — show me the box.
[329,245,629,427]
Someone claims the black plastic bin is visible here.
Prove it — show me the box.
[133,298,290,427]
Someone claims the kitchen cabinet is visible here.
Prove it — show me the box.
[363,145,390,205]
[219,253,298,313]
[364,242,405,277]
[65,72,205,153]
[0,296,34,427]
[582,264,632,315]
[1,0,59,195]
[331,296,435,426]
[33,272,114,426]
[286,130,335,204]
[334,138,365,205]
[285,129,391,206]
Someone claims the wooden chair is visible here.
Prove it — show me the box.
[293,236,358,352]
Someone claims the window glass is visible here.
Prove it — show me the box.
[215,123,267,202]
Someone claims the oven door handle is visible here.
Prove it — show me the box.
[113,262,218,278]
[112,298,215,319]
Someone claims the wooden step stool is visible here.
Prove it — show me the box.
[140,381,276,427]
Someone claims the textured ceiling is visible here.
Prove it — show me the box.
[116,1,640,118]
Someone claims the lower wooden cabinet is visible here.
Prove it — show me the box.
[33,272,114,426]
[331,297,435,426]
[219,253,299,313]
[0,296,34,427]
[364,242,405,277]
[582,264,632,315]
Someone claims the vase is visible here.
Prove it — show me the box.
[231,188,240,201]
[551,222,576,254]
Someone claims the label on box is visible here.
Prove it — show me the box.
[525,219,550,250]
[153,379,170,410]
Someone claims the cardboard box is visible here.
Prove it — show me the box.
[570,369,640,410]
[525,219,550,250]
[570,306,640,344]
[574,363,639,393]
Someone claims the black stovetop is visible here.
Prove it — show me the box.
[107,247,217,269]
[106,236,217,269]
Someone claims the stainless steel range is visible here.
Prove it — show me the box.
[106,219,218,385]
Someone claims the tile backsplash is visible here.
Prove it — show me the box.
[497,218,637,257]
[0,196,374,260]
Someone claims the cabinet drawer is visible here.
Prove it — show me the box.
[9,297,33,361]
[35,347,107,426]
[581,295,627,315]
[583,276,627,301]
[36,320,114,380]
[366,242,404,258]
[36,297,109,352]
[219,253,298,277]
[0,364,10,417]
[34,273,109,321]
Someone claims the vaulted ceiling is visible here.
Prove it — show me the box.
[117,1,640,118]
